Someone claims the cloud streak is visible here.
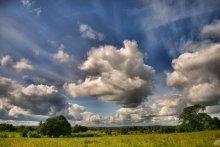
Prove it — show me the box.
[79,24,104,41]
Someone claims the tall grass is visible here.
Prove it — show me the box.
[0,130,219,147]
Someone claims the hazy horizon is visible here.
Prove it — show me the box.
[0,0,220,126]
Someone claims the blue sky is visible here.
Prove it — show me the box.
[0,0,220,126]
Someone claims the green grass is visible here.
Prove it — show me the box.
[0,130,220,147]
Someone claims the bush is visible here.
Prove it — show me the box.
[0,133,8,138]
[20,129,28,137]
[72,132,102,137]
[105,129,112,135]
[120,128,128,135]
[157,126,176,134]
[72,125,88,133]
[27,131,41,138]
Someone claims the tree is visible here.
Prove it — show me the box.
[213,117,220,129]
[0,124,16,132]
[39,115,71,137]
[178,105,216,132]
[72,125,88,133]
[120,128,128,135]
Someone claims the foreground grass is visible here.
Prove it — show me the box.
[0,130,220,147]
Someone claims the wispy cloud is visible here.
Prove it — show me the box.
[79,24,104,41]
[34,8,42,17]
[21,0,32,8]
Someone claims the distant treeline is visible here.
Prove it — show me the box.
[0,105,220,137]
[0,123,219,136]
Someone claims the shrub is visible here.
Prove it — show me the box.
[72,125,88,133]
[0,133,8,138]
[27,131,41,138]
[120,128,128,135]
[72,132,102,137]
[20,129,28,137]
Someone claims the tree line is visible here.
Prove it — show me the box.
[0,104,219,137]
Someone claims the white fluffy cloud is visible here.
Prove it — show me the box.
[159,106,177,116]
[167,43,220,105]
[201,20,220,38]
[8,106,30,116]
[79,24,104,41]
[151,94,187,116]
[67,104,103,124]
[68,104,86,120]
[103,99,184,125]
[53,50,71,63]
[13,58,34,71]
[21,84,57,96]
[82,112,103,124]
[0,55,13,68]
[0,55,34,71]
[111,105,154,124]
[53,44,76,64]
[64,40,155,107]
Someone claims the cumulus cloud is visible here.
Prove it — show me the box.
[110,104,154,124]
[159,106,178,116]
[0,76,105,124]
[151,115,179,126]
[67,104,103,124]
[152,94,187,116]
[79,24,104,41]
[53,44,77,65]
[13,58,34,71]
[82,112,103,124]
[8,106,30,116]
[0,55,34,71]
[21,84,58,96]
[34,8,42,16]
[0,55,13,68]
[64,40,155,107]
[0,76,67,117]
[105,99,183,125]
[68,104,86,120]
[167,43,220,105]
[201,20,220,38]
[53,50,71,63]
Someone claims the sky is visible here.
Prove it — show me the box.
[0,0,220,126]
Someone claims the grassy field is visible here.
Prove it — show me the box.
[0,130,220,147]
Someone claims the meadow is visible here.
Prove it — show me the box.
[0,130,220,147]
